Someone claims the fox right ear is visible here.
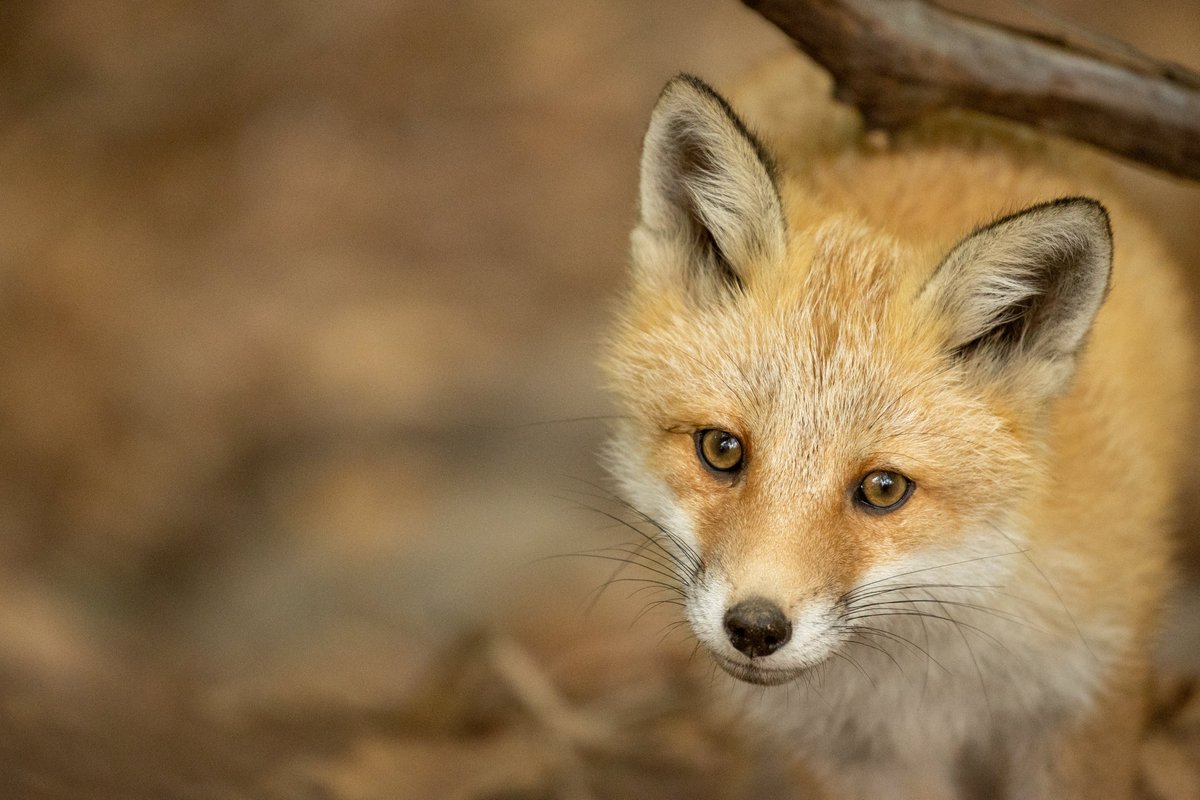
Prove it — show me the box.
[633,75,786,294]
[918,197,1113,399]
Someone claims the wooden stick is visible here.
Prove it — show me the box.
[742,0,1200,180]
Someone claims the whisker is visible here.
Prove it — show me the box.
[845,610,1008,653]
[840,631,904,675]
[626,582,686,600]
[558,480,702,575]
[851,597,1041,632]
[849,624,951,674]
[631,596,685,626]
[561,475,696,550]
[989,523,1096,661]
[844,581,1003,605]
[831,649,876,689]
[594,542,690,583]
[914,589,994,722]
[556,495,695,576]
[843,550,1029,598]
[657,619,691,646]
[641,597,687,611]
[559,552,682,588]
[580,546,681,613]
[687,640,704,666]
[586,576,681,608]
[800,667,832,709]
[533,548,651,611]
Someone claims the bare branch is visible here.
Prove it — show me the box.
[742,0,1200,181]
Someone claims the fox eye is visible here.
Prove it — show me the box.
[856,470,913,512]
[695,429,744,474]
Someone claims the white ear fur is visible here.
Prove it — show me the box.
[636,75,786,292]
[919,197,1112,395]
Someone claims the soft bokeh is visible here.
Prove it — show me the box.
[0,2,1197,796]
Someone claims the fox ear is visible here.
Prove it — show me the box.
[634,75,786,293]
[919,198,1112,396]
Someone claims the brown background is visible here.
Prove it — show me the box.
[0,1,1198,796]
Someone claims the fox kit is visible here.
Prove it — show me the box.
[602,54,1194,799]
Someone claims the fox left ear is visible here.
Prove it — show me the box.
[919,198,1113,396]
[634,75,786,294]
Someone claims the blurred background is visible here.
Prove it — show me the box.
[0,1,1198,797]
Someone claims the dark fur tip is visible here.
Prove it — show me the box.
[655,73,780,184]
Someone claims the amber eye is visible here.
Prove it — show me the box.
[695,429,744,474]
[856,470,913,512]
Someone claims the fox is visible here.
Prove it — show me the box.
[601,52,1195,799]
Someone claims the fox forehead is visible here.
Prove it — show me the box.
[604,217,1041,532]
[610,217,945,432]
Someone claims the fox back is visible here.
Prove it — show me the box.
[602,54,1194,799]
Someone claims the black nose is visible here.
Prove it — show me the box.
[723,597,792,658]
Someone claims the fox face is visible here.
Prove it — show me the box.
[603,76,1113,687]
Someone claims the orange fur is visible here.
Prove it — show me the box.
[603,53,1194,798]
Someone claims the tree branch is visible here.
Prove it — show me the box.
[742,0,1200,181]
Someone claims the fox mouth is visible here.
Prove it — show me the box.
[711,653,810,686]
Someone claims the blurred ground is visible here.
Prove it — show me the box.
[0,1,1198,797]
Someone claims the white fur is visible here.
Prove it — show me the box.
[688,511,1111,798]
[605,74,1138,799]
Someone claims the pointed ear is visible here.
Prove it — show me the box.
[634,74,786,293]
[918,198,1112,396]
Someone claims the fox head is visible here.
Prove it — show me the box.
[602,76,1113,685]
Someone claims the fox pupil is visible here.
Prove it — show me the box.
[859,470,911,510]
[697,429,743,473]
